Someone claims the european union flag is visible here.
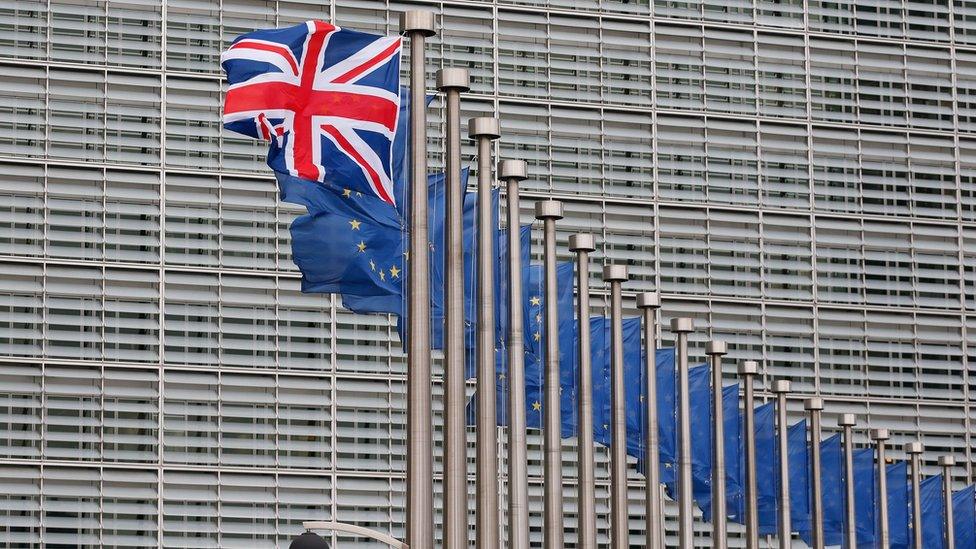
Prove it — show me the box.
[953,485,975,548]
[799,434,844,546]
[787,420,811,532]
[886,461,910,547]
[853,447,877,545]
[694,383,743,523]
[920,474,945,548]
[753,402,778,535]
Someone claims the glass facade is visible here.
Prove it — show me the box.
[0,0,973,546]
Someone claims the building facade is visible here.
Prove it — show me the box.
[0,0,974,546]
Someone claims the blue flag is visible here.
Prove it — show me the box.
[695,383,743,523]
[753,402,778,535]
[920,474,944,548]
[799,434,844,546]
[787,420,811,532]
[887,461,910,547]
[853,447,877,545]
[723,383,744,521]
[953,485,975,548]
[687,364,711,508]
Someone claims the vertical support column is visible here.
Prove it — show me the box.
[772,380,792,548]
[870,428,890,549]
[705,341,728,549]
[436,67,470,549]
[570,234,597,549]
[535,199,565,549]
[838,414,857,549]
[671,317,696,548]
[906,442,924,549]
[940,455,956,549]
[805,397,825,549]
[604,265,630,549]
[399,12,436,548]
[500,160,530,549]
[739,361,759,549]
[640,294,665,549]
[469,116,501,549]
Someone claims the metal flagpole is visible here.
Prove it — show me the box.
[469,116,501,549]
[671,317,695,548]
[639,294,664,549]
[436,67,469,549]
[905,442,923,549]
[570,234,597,549]
[939,455,956,549]
[869,428,890,548]
[772,380,791,548]
[535,199,565,549]
[604,265,630,549]
[500,159,530,549]
[705,341,728,549]
[805,397,825,549]
[739,361,759,549]
[399,12,436,549]
[838,414,857,549]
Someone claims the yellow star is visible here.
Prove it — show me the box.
[357,241,366,253]
[379,270,385,281]
[349,219,362,230]
[535,314,542,323]
[498,373,506,381]
[342,188,352,198]
[390,265,401,279]
[356,191,363,197]
[403,251,410,261]
[603,423,609,430]
[530,296,541,306]
[370,259,376,271]
[665,463,673,469]
[533,332,541,341]
[531,401,542,411]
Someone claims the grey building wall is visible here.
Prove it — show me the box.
[0,0,973,546]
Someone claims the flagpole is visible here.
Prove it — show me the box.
[470,116,501,549]
[772,380,791,548]
[671,317,695,548]
[804,397,825,549]
[838,414,857,549]
[869,428,890,548]
[399,12,436,549]
[905,441,924,549]
[939,455,956,549]
[500,159,530,549]
[604,265,630,549]
[535,199,565,549]
[739,361,759,549]
[705,341,728,549]
[570,234,597,549]
[639,294,664,549]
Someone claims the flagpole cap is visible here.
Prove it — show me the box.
[499,159,528,181]
[772,380,791,393]
[738,360,759,376]
[804,397,824,411]
[670,317,694,333]
[534,199,563,220]
[705,340,726,355]
[569,233,596,253]
[838,413,856,427]
[602,264,628,282]
[637,292,661,310]
[904,441,924,454]
[436,67,469,92]
[469,117,501,140]
[939,455,955,467]
[399,10,436,36]
[869,428,890,441]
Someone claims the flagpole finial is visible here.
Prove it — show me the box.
[838,413,856,427]
[534,200,563,220]
[803,397,824,411]
[636,292,660,309]
[436,67,469,91]
[904,441,924,454]
[670,317,694,333]
[602,264,628,282]
[704,339,726,355]
[469,117,501,140]
[938,455,955,466]
[869,427,890,440]
[738,360,759,376]
[771,379,791,393]
[569,233,596,252]
[499,159,528,181]
[399,10,436,36]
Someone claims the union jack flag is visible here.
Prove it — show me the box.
[221,21,402,205]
